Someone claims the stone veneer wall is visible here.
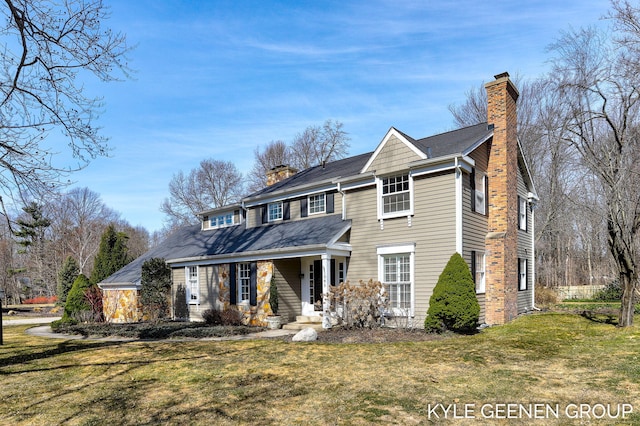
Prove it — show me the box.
[218,261,274,326]
[103,289,143,323]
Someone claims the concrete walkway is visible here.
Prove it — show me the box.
[22,323,297,342]
[3,317,61,325]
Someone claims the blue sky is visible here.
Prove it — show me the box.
[61,0,608,233]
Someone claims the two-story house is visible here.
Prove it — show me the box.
[99,72,538,328]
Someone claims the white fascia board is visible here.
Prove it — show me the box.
[409,154,475,177]
[462,132,493,157]
[327,223,352,246]
[98,282,142,291]
[360,127,427,174]
[244,181,337,207]
[197,203,243,217]
[517,137,539,200]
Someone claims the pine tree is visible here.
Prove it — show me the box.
[57,256,80,304]
[90,224,132,285]
[62,274,91,323]
[424,253,480,333]
[13,202,53,296]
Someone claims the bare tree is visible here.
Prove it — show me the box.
[549,17,640,326]
[248,120,350,192]
[161,159,244,228]
[0,0,130,212]
[247,140,291,192]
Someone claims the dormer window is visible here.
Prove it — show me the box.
[378,173,413,219]
[209,212,235,229]
[268,201,283,222]
[308,193,326,215]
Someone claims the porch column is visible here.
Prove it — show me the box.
[321,253,332,329]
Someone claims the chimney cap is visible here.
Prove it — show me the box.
[494,71,510,80]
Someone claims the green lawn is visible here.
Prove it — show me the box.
[1,313,639,425]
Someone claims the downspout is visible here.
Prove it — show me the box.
[454,157,463,254]
[530,196,540,311]
[337,182,346,220]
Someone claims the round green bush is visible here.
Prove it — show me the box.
[424,253,480,333]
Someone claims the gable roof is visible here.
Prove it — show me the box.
[100,214,351,286]
[360,127,428,173]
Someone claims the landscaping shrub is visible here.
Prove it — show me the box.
[61,274,91,323]
[141,258,172,321]
[328,279,388,329]
[23,296,58,304]
[424,253,480,333]
[535,286,558,307]
[593,280,622,301]
[202,308,244,326]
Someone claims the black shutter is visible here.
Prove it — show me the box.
[518,258,522,290]
[250,262,258,306]
[300,197,308,217]
[313,260,323,304]
[330,259,336,285]
[517,196,521,229]
[283,201,290,220]
[229,263,237,305]
[470,168,476,211]
[326,193,335,214]
[471,251,476,284]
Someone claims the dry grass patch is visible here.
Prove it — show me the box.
[1,313,640,425]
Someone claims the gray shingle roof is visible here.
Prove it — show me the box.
[412,122,492,158]
[100,214,350,285]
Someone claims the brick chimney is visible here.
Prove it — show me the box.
[266,165,298,186]
[484,72,519,325]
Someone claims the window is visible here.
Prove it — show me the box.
[268,201,283,222]
[338,262,345,285]
[309,263,315,304]
[474,252,486,294]
[210,212,235,229]
[187,266,199,304]
[238,263,251,303]
[519,258,528,291]
[379,174,412,218]
[473,170,487,215]
[308,193,326,215]
[378,244,415,315]
[519,197,528,231]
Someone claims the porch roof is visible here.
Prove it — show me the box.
[99,215,351,287]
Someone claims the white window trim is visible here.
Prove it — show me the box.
[519,197,527,231]
[308,193,326,215]
[474,171,486,215]
[475,252,486,294]
[238,263,251,304]
[186,266,199,305]
[268,201,283,222]
[519,258,528,291]
[377,244,415,316]
[376,173,414,220]
[210,212,235,229]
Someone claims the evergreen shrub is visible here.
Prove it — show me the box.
[424,253,480,333]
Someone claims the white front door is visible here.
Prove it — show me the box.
[301,258,317,316]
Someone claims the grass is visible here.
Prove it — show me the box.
[1,313,640,425]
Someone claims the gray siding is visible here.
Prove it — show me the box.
[464,144,490,322]
[365,135,423,175]
[171,265,220,322]
[273,258,302,322]
[517,163,534,312]
[345,172,457,324]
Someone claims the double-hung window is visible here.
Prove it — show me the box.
[268,201,283,222]
[238,263,251,303]
[379,174,413,218]
[473,170,487,215]
[519,258,528,291]
[187,266,199,304]
[518,197,528,231]
[378,244,415,316]
[308,193,326,215]
[474,252,486,294]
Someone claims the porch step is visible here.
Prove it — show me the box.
[282,322,324,331]
[282,315,324,331]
